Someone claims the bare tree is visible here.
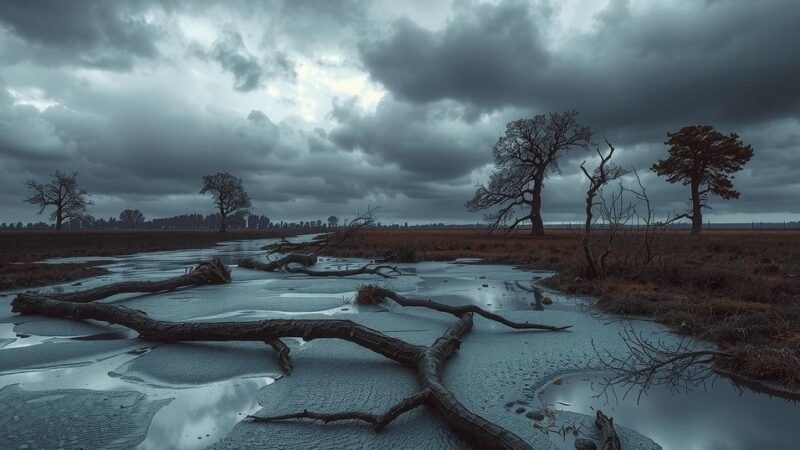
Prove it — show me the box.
[200,172,252,232]
[652,125,753,233]
[580,142,627,279]
[467,111,592,235]
[119,209,145,229]
[24,171,91,230]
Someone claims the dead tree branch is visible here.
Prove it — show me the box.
[16,258,231,304]
[11,282,572,450]
[593,326,732,402]
[363,286,571,331]
[264,206,377,255]
[248,389,432,431]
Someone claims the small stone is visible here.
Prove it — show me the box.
[514,407,526,414]
[482,284,489,287]
[525,410,545,421]
[574,438,597,450]
[541,296,553,305]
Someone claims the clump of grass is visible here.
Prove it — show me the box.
[356,284,387,305]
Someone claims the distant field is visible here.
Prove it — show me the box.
[323,228,800,387]
[0,230,295,290]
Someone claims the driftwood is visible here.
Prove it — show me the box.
[17,258,231,304]
[594,410,621,450]
[11,285,571,450]
[239,254,318,271]
[239,255,399,278]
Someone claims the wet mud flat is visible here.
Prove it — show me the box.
[1,237,797,449]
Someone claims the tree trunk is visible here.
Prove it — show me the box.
[583,188,599,279]
[690,179,703,234]
[55,208,63,230]
[219,209,227,232]
[529,178,545,236]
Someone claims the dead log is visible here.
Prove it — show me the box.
[594,410,622,450]
[18,258,230,304]
[239,254,317,271]
[240,255,399,278]
[12,285,571,450]
[362,286,570,331]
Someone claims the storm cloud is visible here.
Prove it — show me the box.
[0,0,798,224]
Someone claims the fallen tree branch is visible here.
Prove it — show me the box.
[263,206,377,255]
[239,254,317,271]
[248,389,432,431]
[240,255,399,278]
[362,286,571,331]
[12,283,572,449]
[17,258,231,304]
[594,410,621,450]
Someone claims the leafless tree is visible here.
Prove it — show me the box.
[24,171,91,230]
[119,209,145,229]
[580,142,627,279]
[200,172,252,232]
[467,111,592,235]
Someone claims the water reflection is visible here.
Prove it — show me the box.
[536,372,800,450]
[137,377,273,449]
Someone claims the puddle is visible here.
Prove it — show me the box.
[534,372,800,450]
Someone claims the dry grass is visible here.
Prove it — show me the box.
[323,228,800,388]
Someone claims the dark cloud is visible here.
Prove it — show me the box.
[0,0,798,225]
[328,95,502,180]
[203,30,295,92]
[359,0,800,138]
[0,0,162,70]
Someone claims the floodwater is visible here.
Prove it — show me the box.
[535,372,798,450]
[0,236,797,449]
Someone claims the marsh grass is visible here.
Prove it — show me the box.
[324,229,800,387]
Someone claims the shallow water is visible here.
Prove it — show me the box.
[535,372,799,450]
[0,236,797,449]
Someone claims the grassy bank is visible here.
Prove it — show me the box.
[321,229,800,388]
[0,230,294,290]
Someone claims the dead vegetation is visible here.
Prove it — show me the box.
[11,265,572,450]
[320,228,800,388]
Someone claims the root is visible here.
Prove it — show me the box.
[248,389,432,431]
[17,258,230,304]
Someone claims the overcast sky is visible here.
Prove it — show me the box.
[1,0,798,225]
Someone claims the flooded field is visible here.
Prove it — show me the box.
[0,237,796,449]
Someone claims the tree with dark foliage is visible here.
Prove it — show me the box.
[199,172,252,232]
[327,215,339,228]
[24,171,91,230]
[467,111,592,235]
[652,125,753,234]
[119,209,145,228]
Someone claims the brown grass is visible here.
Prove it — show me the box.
[323,228,800,388]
